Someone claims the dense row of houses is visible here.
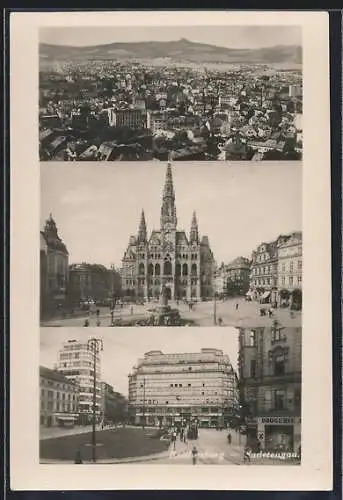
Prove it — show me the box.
[214,231,302,309]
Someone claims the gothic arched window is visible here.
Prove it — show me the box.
[139,263,145,276]
[155,263,160,276]
[148,263,154,276]
[175,263,181,276]
[164,261,172,275]
[191,263,197,276]
[182,263,188,276]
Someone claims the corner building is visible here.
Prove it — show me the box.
[238,326,301,452]
[128,349,239,428]
[121,162,215,301]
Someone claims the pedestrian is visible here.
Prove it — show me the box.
[84,319,89,327]
[235,303,239,310]
[172,430,177,450]
[192,445,198,465]
[227,433,232,445]
[96,308,100,317]
[218,317,223,326]
[74,448,83,464]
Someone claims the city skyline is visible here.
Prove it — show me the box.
[41,162,302,268]
[39,25,301,50]
[40,327,239,396]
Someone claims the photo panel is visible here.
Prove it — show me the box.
[39,325,301,466]
[40,161,302,330]
[39,25,302,162]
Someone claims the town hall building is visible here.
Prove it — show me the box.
[120,162,215,301]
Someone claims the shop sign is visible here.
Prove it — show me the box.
[258,416,301,425]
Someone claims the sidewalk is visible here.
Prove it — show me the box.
[40,424,118,440]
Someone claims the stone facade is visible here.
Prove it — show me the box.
[121,162,215,301]
[238,325,301,452]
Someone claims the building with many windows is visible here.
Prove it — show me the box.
[277,232,302,308]
[248,232,302,306]
[121,161,215,301]
[56,340,102,425]
[40,214,69,316]
[238,325,301,452]
[100,382,128,424]
[128,348,239,428]
[40,366,79,427]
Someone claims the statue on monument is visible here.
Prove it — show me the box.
[160,282,169,307]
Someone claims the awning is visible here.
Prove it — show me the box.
[56,414,77,421]
[261,291,271,299]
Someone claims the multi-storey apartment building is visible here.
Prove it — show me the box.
[249,233,302,306]
[56,339,102,425]
[100,382,128,423]
[238,325,301,452]
[277,232,302,308]
[128,348,239,428]
[40,366,79,427]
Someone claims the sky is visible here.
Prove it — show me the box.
[40,26,301,50]
[40,162,302,269]
[40,327,240,396]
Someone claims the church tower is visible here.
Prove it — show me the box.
[190,211,199,244]
[137,209,147,244]
[160,161,177,232]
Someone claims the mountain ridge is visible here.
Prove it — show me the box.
[39,38,302,65]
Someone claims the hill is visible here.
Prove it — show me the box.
[39,38,302,65]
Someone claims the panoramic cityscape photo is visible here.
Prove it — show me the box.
[40,160,302,328]
[39,25,302,162]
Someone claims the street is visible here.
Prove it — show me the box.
[156,428,246,465]
[41,297,301,328]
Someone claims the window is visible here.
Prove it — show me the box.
[272,328,284,342]
[274,355,285,376]
[289,276,294,286]
[249,330,256,347]
[264,390,272,411]
[298,260,302,270]
[275,390,285,410]
[282,276,285,285]
[188,384,191,387]
[250,360,257,378]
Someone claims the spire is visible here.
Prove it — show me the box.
[160,160,177,231]
[190,211,199,243]
[44,213,58,239]
[137,209,147,243]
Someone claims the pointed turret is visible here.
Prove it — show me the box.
[160,161,177,231]
[137,209,147,243]
[190,211,199,243]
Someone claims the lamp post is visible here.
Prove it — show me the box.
[87,337,103,463]
[142,377,146,429]
[213,293,217,325]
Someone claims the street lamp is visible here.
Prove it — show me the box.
[87,337,103,463]
[213,292,217,325]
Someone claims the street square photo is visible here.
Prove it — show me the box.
[39,25,302,162]
[40,327,301,465]
[40,160,302,328]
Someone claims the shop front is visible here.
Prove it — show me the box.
[257,416,301,452]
